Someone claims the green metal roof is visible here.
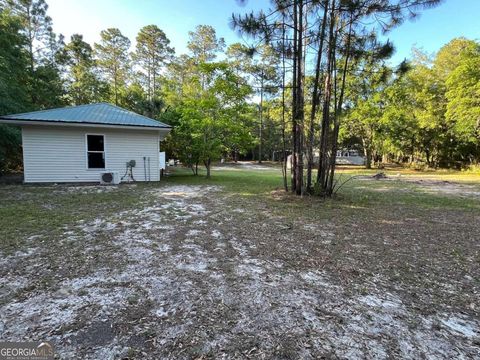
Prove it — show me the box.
[0,103,171,129]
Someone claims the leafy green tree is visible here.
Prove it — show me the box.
[380,74,423,164]
[163,58,253,177]
[120,81,154,115]
[342,60,394,168]
[0,124,22,174]
[444,39,480,160]
[95,28,131,105]
[341,38,480,168]
[226,43,280,162]
[0,5,29,114]
[0,4,29,174]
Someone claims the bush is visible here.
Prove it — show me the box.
[0,124,22,175]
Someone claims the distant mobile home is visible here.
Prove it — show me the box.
[0,103,171,183]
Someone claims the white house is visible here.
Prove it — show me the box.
[0,103,171,183]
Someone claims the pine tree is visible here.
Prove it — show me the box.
[134,25,174,116]
[94,28,131,105]
[0,4,29,114]
[58,34,106,105]
[187,25,225,63]
[233,0,442,196]
[4,0,64,108]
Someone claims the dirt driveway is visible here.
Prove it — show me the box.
[0,178,479,359]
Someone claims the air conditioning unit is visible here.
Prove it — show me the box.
[100,171,120,185]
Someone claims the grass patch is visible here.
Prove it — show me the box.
[0,184,153,254]
[166,166,480,211]
[165,167,284,195]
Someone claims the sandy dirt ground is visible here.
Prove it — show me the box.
[0,181,479,359]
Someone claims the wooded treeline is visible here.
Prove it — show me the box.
[1,0,479,195]
[342,37,480,170]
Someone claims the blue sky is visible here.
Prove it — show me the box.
[47,0,480,65]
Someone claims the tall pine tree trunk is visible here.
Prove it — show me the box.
[258,75,264,163]
[317,3,336,193]
[306,0,329,192]
[291,0,298,193]
[294,0,305,195]
[281,19,288,192]
[326,12,353,195]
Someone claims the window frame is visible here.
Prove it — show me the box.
[85,133,106,170]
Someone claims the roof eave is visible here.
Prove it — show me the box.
[0,118,172,131]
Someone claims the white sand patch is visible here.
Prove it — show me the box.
[440,316,478,338]
[80,218,115,233]
[126,246,154,263]
[64,272,112,290]
[154,185,219,199]
[360,177,480,199]
[414,181,480,198]
[86,346,126,360]
[1,182,224,357]
[55,185,119,194]
[211,230,222,239]
[213,162,274,171]
[155,244,171,252]
[182,243,207,253]
[0,248,38,269]
[303,224,336,238]
[358,294,403,309]
[236,259,266,277]
[186,229,202,237]
[188,204,205,212]
[154,307,170,318]
[0,275,30,295]
[229,238,249,257]
[300,271,337,288]
[175,257,210,272]
[1,275,133,340]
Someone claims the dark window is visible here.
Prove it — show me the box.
[87,135,104,151]
[86,135,105,169]
[88,152,105,168]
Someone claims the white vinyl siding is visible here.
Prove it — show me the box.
[22,125,160,183]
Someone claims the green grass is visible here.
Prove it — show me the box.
[0,184,153,253]
[166,166,480,211]
[166,167,284,195]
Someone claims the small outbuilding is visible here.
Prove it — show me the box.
[0,103,171,183]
